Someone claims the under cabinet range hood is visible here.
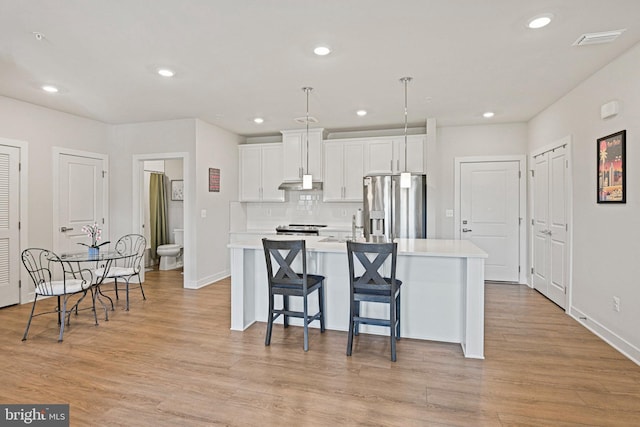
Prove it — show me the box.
[277,180,323,191]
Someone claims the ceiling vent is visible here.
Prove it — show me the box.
[294,116,318,124]
[573,29,626,46]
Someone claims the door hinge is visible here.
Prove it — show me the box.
[18,221,21,230]
[19,162,21,172]
[518,171,521,179]
[518,266,521,273]
[566,224,568,231]
[19,279,21,289]
[564,287,567,294]
[519,217,522,225]
[531,219,534,226]
[102,218,105,225]
[531,170,535,177]
[531,267,534,274]
[102,170,106,178]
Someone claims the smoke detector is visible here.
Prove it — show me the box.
[573,29,626,46]
[294,116,319,124]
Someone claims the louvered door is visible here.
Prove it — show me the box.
[0,144,20,307]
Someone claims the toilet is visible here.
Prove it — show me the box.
[156,229,184,270]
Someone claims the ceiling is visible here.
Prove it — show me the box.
[1,1,639,137]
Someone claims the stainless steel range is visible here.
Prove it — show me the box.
[275,224,327,236]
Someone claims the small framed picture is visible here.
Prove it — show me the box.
[597,130,626,203]
[171,180,184,201]
[209,168,220,192]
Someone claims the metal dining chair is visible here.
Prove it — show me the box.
[346,241,402,361]
[95,234,146,311]
[21,248,95,342]
[262,238,325,351]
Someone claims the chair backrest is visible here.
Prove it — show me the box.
[21,248,91,295]
[262,239,307,288]
[114,234,147,272]
[346,241,398,293]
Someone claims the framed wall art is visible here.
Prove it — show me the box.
[171,179,184,201]
[597,130,626,203]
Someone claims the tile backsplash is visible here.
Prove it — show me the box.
[244,190,362,229]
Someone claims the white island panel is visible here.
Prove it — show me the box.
[229,236,486,358]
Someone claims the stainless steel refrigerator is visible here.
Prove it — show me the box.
[363,174,427,240]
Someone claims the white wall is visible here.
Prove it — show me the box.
[0,96,108,250]
[108,119,196,241]
[164,158,184,241]
[437,123,528,238]
[528,42,640,362]
[194,119,242,286]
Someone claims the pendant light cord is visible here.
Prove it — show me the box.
[400,77,412,172]
[303,87,313,175]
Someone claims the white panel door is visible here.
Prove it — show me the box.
[460,161,520,282]
[532,153,549,293]
[0,145,20,307]
[56,153,107,254]
[532,146,568,308]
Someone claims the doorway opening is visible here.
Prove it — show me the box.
[132,153,190,288]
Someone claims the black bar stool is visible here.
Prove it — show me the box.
[346,241,402,361]
[262,238,325,351]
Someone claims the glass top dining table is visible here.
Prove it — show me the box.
[53,250,135,321]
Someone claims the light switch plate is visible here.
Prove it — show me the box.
[201,209,207,218]
[445,209,454,218]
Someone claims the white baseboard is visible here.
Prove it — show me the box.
[184,270,230,289]
[570,306,640,366]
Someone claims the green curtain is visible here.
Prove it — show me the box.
[149,173,169,260]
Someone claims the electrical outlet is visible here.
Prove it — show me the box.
[613,296,620,312]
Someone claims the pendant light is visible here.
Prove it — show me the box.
[399,77,413,188]
[302,86,313,190]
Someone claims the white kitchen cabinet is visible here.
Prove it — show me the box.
[323,140,364,202]
[281,128,323,182]
[238,143,284,202]
[364,135,426,175]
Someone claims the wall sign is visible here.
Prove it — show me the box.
[209,168,220,192]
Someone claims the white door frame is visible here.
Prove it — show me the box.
[132,152,193,288]
[52,147,109,254]
[0,137,29,304]
[454,155,527,284]
[529,135,573,308]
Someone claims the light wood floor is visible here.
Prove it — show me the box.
[1,271,639,426]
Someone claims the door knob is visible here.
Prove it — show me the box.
[462,228,472,232]
[60,226,74,232]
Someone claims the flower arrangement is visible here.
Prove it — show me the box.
[78,223,110,249]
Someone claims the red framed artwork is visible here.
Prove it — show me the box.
[209,168,220,192]
[597,130,626,203]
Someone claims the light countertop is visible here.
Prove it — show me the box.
[228,236,487,259]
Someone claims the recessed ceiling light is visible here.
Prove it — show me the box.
[483,111,495,118]
[253,117,264,124]
[157,68,175,77]
[528,14,553,29]
[356,110,367,117]
[313,46,331,56]
[42,85,59,93]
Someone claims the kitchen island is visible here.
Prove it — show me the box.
[228,236,488,359]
